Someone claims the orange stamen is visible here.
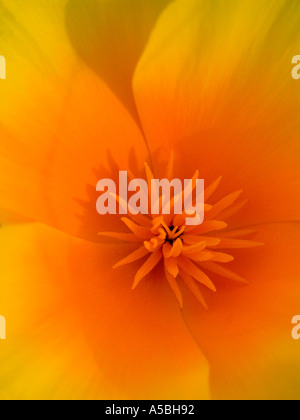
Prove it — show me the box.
[132,249,163,290]
[104,159,263,308]
[114,246,149,268]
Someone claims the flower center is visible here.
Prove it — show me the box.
[164,224,185,245]
[99,158,264,309]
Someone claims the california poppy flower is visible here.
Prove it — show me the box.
[0,0,300,400]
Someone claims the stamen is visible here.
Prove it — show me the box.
[163,242,173,259]
[186,220,228,235]
[182,241,207,255]
[114,246,149,268]
[164,257,179,278]
[132,249,163,290]
[201,261,248,284]
[180,270,208,309]
[171,238,183,258]
[161,222,172,238]
[192,237,221,247]
[165,270,183,308]
[208,251,235,263]
[204,176,223,201]
[121,218,152,240]
[207,190,243,220]
[151,216,165,235]
[186,251,214,262]
[144,237,165,252]
[163,239,183,258]
[182,235,220,246]
[104,160,263,308]
[217,199,249,220]
[168,226,179,240]
[111,192,151,227]
[172,226,186,240]
[178,256,217,292]
[144,162,155,185]
[212,238,264,249]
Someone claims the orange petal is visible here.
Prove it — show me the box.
[182,222,300,399]
[0,223,210,399]
[133,0,300,225]
[68,231,211,399]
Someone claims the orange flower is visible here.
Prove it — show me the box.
[100,163,263,308]
[0,0,300,400]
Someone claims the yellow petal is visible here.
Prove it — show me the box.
[65,0,172,120]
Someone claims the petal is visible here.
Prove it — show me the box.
[0,50,147,239]
[0,223,210,399]
[0,0,75,224]
[133,0,300,224]
[68,237,210,399]
[181,222,300,400]
[0,223,105,399]
[65,0,172,121]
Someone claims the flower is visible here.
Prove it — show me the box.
[100,162,263,309]
[0,0,300,400]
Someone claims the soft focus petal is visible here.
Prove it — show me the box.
[181,222,300,400]
[0,53,147,239]
[0,0,76,128]
[0,224,210,399]
[133,0,300,225]
[0,224,105,399]
[0,0,74,223]
[68,235,210,400]
[65,0,172,121]
[0,1,149,238]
